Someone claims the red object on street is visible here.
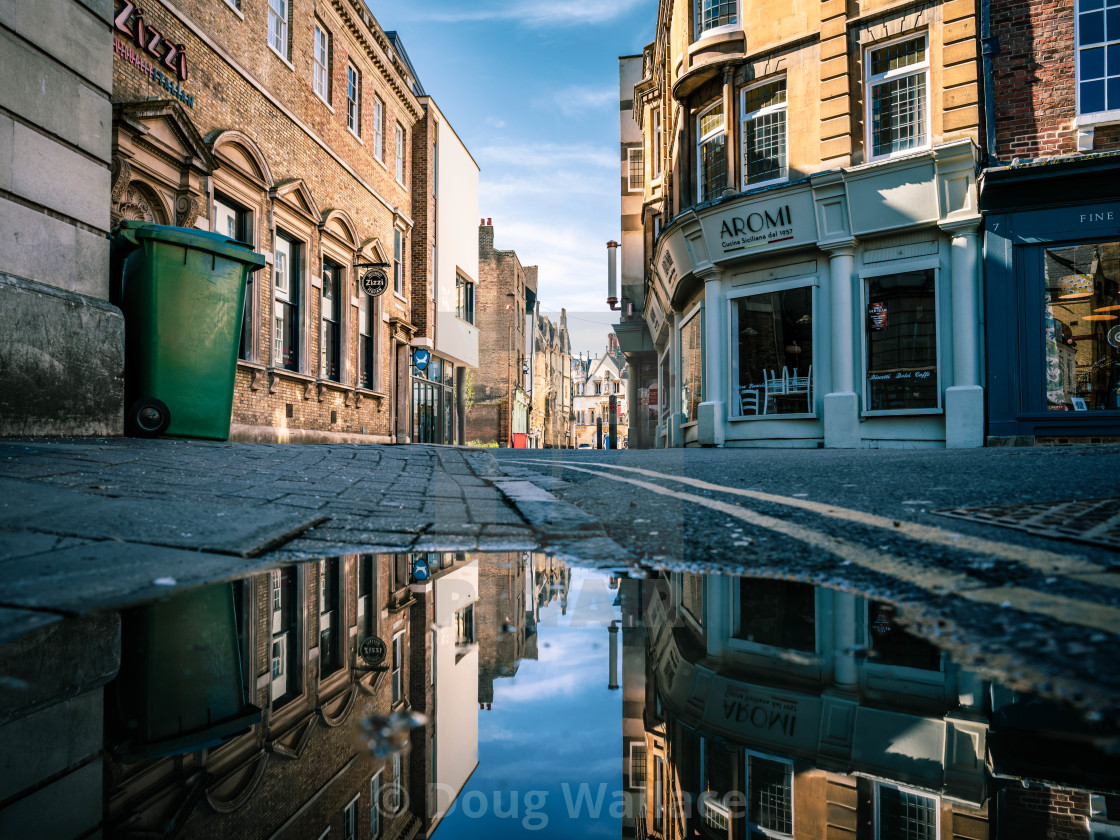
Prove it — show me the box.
[513,433,528,449]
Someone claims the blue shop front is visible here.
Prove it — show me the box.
[982,155,1120,443]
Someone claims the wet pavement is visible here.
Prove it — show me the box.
[0,439,1118,838]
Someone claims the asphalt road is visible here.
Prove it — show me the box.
[491,445,1120,716]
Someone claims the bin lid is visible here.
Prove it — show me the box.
[113,220,266,268]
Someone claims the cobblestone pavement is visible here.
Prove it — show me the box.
[0,438,624,643]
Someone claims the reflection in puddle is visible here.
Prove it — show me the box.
[0,555,1117,839]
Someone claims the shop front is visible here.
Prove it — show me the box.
[982,156,1120,443]
[647,139,984,449]
[411,353,457,445]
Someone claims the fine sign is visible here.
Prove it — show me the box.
[362,268,389,297]
[359,635,387,666]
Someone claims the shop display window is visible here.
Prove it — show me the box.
[735,578,816,652]
[1043,242,1120,412]
[680,309,704,423]
[733,287,813,416]
[865,270,938,411]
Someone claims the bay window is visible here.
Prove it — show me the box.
[736,578,816,651]
[866,35,929,159]
[697,0,737,37]
[1077,0,1120,116]
[746,753,794,838]
[697,101,727,203]
[741,78,788,187]
[864,269,939,411]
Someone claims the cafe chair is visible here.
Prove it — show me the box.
[739,386,760,416]
[786,365,812,412]
[762,368,787,414]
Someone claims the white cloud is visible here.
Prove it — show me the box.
[552,85,618,117]
[400,0,648,27]
[475,142,616,171]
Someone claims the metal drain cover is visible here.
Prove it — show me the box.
[933,497,1120,550]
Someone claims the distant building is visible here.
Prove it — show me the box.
[530,309,573,448]
[573,337,630,448]
[467,219,537,447]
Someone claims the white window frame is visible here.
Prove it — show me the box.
[224,0,243,18]
[696,0,739,39]
[696,100,726,203]
[652,108,663,180]
[395,123,406,184]
[859,260,943,416]
[740,76,789,189]
[678,301,705,426]
[347,63,361,136]
[267,0,288,60]
[627,147,644,192]
[1075,0,1120,123]
[393,228,404,296]
[274,234,296,368]
[744,750,795,839]
[729,578,823,656]
[312,25,329,103]
[370,772,382,838]
[373,96,385,161]
[728,277,819,420]
[342,793,359,840]
[389,752,402,812]
[391,629,404,706]
[864,33,931,161]
[873,781,940,840]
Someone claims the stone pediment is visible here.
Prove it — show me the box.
[207,129,274,189]
[321,209,360,249]
[272,178,321,224]
[114,99,217,175]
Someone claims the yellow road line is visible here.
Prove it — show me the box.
[508,460,1120,634]
[558,461,1103,576]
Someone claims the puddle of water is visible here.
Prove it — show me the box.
[0,552,1117,839]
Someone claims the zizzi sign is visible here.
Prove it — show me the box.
[114,1,194,107]
[718,204,795,252]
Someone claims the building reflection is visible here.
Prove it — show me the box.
[620,574,1120,840]
[96,550,573,839]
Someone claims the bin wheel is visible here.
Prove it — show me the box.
[128,397,170,437]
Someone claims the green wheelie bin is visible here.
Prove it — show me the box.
[112,221,265,440]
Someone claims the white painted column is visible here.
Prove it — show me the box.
[832,590,859,692]
[941,218,984,448]
[668,313,682,447]
[705,576,729,659]
[824,243,859,448]
[698,272,726,446]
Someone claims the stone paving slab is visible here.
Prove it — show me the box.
[0,607,62,644]
[0,539,279,614]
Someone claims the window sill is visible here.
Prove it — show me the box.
[689,25,744,56]
[729,412,817,422]
[372,154,387,171]
[866,141,931,164]
[348,127,364,145]
[315,91,334,113]
[1075,111,1120,127]
[395,177,409,191]
[742,175,789,192]
[267,42,295,72]
[224,0,244,20]
[860,407,943,417]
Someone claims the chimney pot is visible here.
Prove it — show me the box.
[487,217,492,226]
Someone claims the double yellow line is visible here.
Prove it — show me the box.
[510,459,1120,635]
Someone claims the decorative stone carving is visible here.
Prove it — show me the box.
[268,372,279,394]
[249,369,266,391]
[175,193,200,228]
[116,184,156,224]
[110,157,132,210]
[316,383,326,403]
[303,380,315,401]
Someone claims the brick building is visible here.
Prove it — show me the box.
[622,0,986,449]
[529,309,573,449]
[109,0,423,443]
[466,219,538,447]
[980,0,1120,443]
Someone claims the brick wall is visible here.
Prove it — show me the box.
[111,0,425,442]
[991,0,1120,158]
[1003,787,1090,840]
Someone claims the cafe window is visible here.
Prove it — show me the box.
[1043,242,1120,412]
[733,286,813,416]
[274,232,301,371]
[865,269,938,411]
[321,259,342,382]
[866,600,943,671]
[736,578,816,652]
[680,307,704,423]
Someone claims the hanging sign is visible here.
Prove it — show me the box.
[868,301,888,332]
[359,636,387,666]
[411,557,431,582]
[412,349,431,371]
[361,267,389,297]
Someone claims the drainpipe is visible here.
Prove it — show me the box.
[981,0,998,164]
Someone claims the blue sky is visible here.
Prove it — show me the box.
[372,0,658,355]
[432,570,625,838]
